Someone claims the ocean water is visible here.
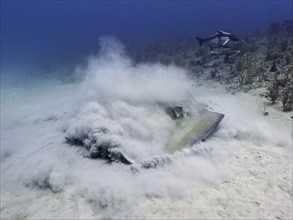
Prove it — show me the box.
[1,0,292,74]
[1,1,292,219]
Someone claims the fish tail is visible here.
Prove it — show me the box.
[196,37,204,46]
[208,44,214,51]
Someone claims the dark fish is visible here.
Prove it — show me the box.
[196,30,243,47]
[209,49,240,62]
[208,44,232,51]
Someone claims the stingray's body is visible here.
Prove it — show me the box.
[166,99,224,153]
[66,95,224,168]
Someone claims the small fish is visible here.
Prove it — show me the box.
[210,49,240,62]
[208,44,232,51]
[197,49,240,66]
[196,30,243,47]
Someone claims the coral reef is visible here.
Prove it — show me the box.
[130,20,293,112]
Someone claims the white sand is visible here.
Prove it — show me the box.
[1,64,292,219]
[144,80,293,220]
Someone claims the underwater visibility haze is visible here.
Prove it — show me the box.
[1,1,293,219]
[1,0,292,74]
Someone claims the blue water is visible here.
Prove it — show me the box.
[1,2,293,218]
[1,0,292,75]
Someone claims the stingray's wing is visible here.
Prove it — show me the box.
[166,110,224,153]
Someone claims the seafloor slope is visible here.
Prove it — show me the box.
[145,80,292,219]
[1,74,291,219]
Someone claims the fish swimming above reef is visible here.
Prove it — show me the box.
[195,30,243,66]
[208,44,233,51]
[209,49,241,62]
[65,94,224,168]
[196,30,243,47]
[196,48,241,67]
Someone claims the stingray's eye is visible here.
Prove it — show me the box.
[166,106,184,120]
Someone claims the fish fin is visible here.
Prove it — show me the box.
[196,37,204,46]
[216,30,224,35]
[217,30,231,36]
[222,39,230,45]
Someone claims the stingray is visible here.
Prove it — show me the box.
[65,94,224,168]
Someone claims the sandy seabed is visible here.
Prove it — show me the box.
[145,80,293,220]
[1,70,292,219]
